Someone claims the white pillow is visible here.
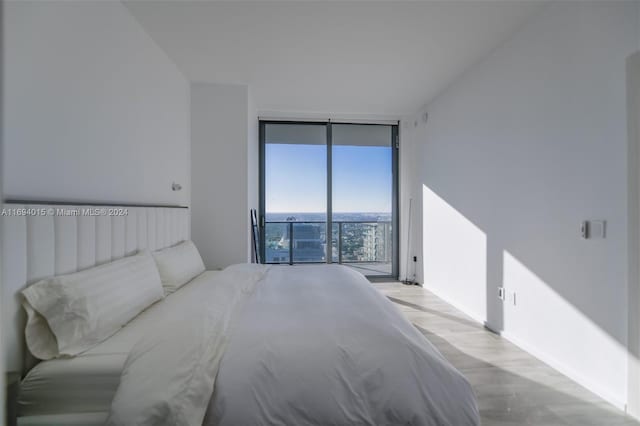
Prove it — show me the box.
[22,251,164,360]
[152,240,206,294]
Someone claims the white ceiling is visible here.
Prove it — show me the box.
[124,1,544,117]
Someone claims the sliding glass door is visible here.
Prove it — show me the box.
[262,123,327,263]
[331,124,396,276]
[260,121,398,278]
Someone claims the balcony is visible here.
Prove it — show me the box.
[264,221,393,276]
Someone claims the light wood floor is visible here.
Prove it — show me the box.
[373,281,639,426]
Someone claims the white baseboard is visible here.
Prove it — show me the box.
[499,330,626,412]
[421,284,487,326]
[422,284,627,412]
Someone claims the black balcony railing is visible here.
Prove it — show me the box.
[264,221,392,267]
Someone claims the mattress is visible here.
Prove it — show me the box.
[18,271,221,419]
[18,353,125,416]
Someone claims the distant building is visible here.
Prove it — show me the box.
[291,224,325,262]
[265,223,325,262]
[363,225,377,261]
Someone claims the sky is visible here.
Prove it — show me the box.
[265,143,392,213]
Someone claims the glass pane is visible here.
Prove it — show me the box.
[332,124,393,276]
[292,222,326,263]
[264,123,327,263]
[264,222,290,263]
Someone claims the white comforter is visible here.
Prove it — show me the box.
[107,265,267,426]
[109,264,480,426]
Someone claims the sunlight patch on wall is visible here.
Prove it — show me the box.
[502,250,628,407]
[422,185,487,321]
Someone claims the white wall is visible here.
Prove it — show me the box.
[191,83,253,269]
[247,93,259,261]
[413,1,638,408]
[399,118,423,283]
[1,3,4,421]
[3,1,190,206]
[628,51,640,419]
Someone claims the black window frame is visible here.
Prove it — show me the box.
[259,120,399,280]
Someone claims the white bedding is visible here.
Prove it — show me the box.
[105,264,478,425]
[18,271,222,420]
[18,353,125,416]
[22,251,164,360]
[106,264,266,426]
[206,265,479,425]
[21,265,479,425]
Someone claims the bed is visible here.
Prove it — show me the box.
[3,203,480,426]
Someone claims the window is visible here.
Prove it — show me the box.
[260,121,398,278]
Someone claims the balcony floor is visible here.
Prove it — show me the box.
[344,262,392,276]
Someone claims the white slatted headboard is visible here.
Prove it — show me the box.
[1,202,190,375]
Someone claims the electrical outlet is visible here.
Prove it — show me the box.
[413,256,417,262]
[590,220,606,239]
[498,287,505,301]
[581,220,607,239]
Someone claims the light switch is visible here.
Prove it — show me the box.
[590,220,606,239]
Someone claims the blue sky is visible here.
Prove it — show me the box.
[266,144,392,213]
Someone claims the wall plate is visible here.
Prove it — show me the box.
[498,287,506,301]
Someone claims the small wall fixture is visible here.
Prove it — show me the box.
[171,182,182,191]
[580,220,606,239]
